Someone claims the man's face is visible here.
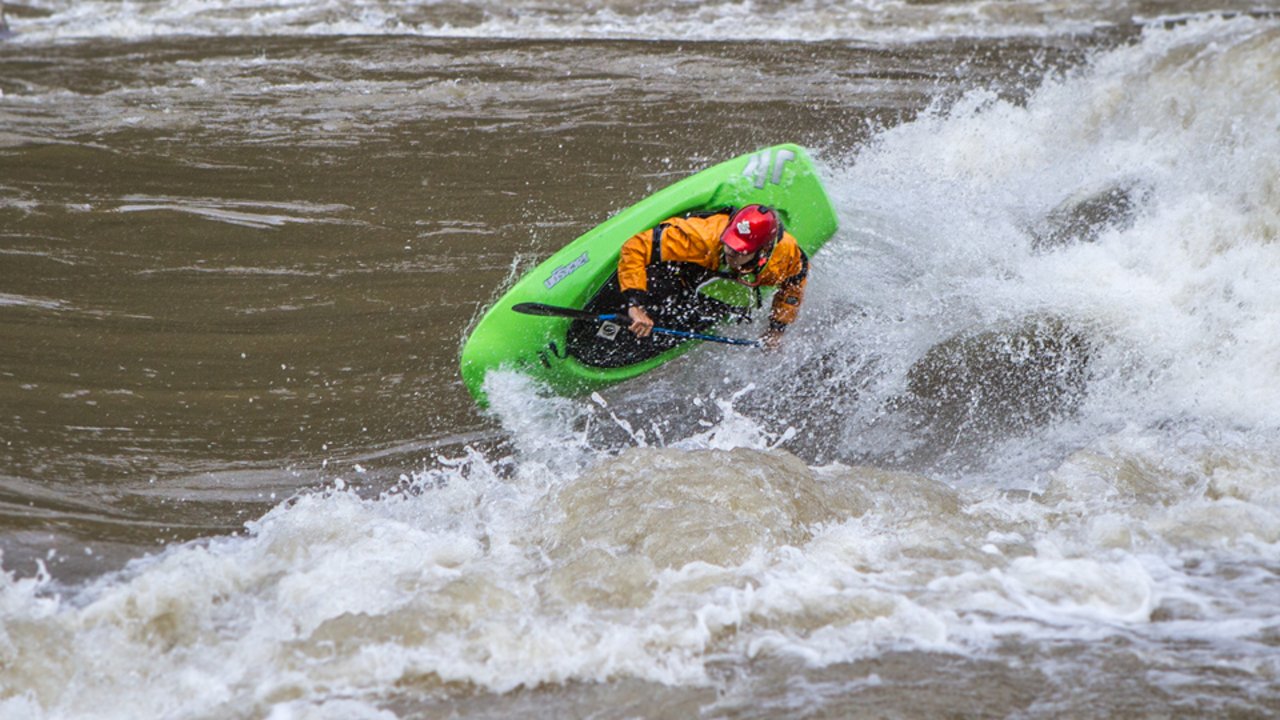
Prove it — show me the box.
[725,246,760,274]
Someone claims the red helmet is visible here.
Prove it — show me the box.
[722,205,781,255]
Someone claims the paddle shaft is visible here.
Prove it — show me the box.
[511,303,760,347]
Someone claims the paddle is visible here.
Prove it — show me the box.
[511,302,761,347]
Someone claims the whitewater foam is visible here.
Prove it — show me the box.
[721,14,1280,470]
[4,13,1280,719]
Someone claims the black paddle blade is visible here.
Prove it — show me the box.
[510,302,599,321]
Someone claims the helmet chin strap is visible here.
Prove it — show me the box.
[725,260,766,287]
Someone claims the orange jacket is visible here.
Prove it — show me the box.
[618,211,809,327]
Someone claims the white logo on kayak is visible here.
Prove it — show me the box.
[544,252,589,289]
[742,148,797,189]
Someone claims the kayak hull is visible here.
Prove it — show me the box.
[459,144,838,405]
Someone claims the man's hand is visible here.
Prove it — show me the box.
[761,327,784,350]
[627,305,654,337]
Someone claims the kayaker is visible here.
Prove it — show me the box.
[616,205,808,349]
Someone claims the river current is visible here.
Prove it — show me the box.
[2,1,1279,718]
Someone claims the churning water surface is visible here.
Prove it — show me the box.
[1,1,1279,718]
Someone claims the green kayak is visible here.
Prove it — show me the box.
[460,143,839,406]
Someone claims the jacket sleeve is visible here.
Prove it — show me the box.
[767,244,809,330]
[617,227,658,305]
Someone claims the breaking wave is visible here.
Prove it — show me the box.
[3,13,1280,720]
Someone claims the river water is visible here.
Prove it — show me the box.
[2,1,1279,718]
